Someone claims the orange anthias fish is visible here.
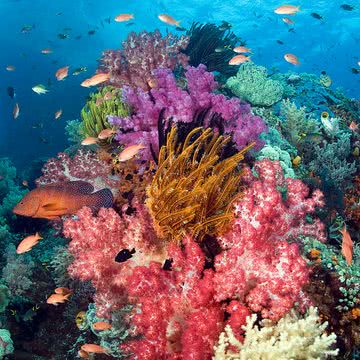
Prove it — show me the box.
[6,65,16,71]
[47,293,71,305]
[229,54,251,65]
[55,109,63,120]
[98,129,116,140]
[103,91,114,101]
[233,46,251,53]
[349,121,359,132]
[147,78,158,89]
[13,103,20,119]
[284,53,300,65]
[81,344,108,354]
[81,137,98,145]
[340,226,353,266]
[93,321,112,331]
[274,5,301,15]
[81,73,110,87]
[114,13,134,22]
[55,66,69,81]
[13,180,113,220]
[55,287,72,295]
[16,233,42,254]
[158,14,180,26]
[118,144,146,162]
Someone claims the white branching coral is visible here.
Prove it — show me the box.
[213,307,338,360]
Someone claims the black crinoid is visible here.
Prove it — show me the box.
[181,21,244,78]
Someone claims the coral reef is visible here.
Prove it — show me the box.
[146,126,253,242]
[344,175,360,228]
[109,64,266,160]
[256,144,295,178]
[213,159,325,320]
[2,22,359,360]
[303,237,359,313]
[226,62,284,107]
[63,205,161,318]
[49,246,74,287]
[121,235,224,360]
[182,22,241,77]
[0,329,14,358]
[2,244,34,298]
[80,86,129,138]
[99,30,189,90]
[0,284,10,313]
[309,133,357,192]
[280,99,321,158]
[65,119,83,145]
[35,149,119,192]
[213,307,338,360]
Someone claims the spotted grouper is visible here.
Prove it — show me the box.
[13,180,113,220]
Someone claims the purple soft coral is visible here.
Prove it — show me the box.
[109,64,267,160]
[99,30,189,90]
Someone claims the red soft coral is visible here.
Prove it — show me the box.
[122,236,223,360]
[213,159,325,320]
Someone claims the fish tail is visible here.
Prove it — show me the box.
[91,188,113,211]
[35,232,43,239]
[176,20,181,27]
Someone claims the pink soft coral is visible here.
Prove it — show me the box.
[213,159,325,320]
[64,208,223,359]
[35,149,118,192]
[63,205,161,317]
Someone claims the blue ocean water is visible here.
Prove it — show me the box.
[0,0,359,168]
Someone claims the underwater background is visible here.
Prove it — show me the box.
[0,0,359,359]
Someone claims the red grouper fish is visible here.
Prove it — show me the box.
[13,180,113,220]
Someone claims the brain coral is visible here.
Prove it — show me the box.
[226,62,284,107]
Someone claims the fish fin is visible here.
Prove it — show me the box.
[60,180,95,194]
[90,188,113,212]
[45,216,61,220]
[42,203,68,211]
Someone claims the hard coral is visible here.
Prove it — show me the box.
[226,62,284,107]
[146,126,253,243]
[213,307,338,360]
[213,159,326,320]
[35,149,119,192]
[99,30,189,90]
[109,64,266,160]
